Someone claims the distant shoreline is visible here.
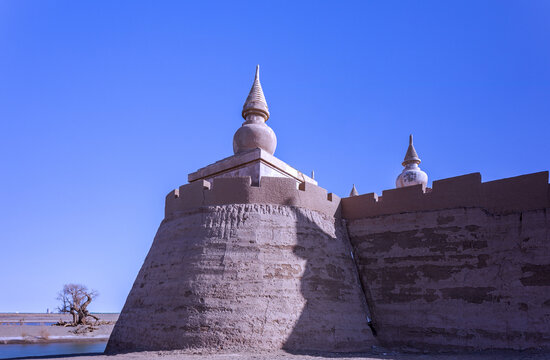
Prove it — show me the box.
[0,335,109,345]
[0,313,118,345]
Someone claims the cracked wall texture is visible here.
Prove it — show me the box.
[347,207,550,350]
[107,204,374,353]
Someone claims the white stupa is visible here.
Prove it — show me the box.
[396,134,428,190]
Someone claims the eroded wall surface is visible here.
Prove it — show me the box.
[347,207,550,350]
[107,203,374,353]
[109,171,550,353]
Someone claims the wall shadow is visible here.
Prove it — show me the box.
[282,205,375,353]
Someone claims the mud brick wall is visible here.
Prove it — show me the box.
[346,205,550,350]
[110,170,550,353]
[107,203,373,353]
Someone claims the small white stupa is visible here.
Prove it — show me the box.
[396,134,428,190]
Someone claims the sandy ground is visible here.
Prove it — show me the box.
[0,313,118,344]
[6,349,550,360]
[1,315,549,359]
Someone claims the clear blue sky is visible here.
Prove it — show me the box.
[0,1,548,313]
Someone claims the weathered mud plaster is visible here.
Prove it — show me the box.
[346,207,550,350]
[109,166,550,354]
[343,171,550,350]
[107,201,374,353]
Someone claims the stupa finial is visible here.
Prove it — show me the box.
[350,184,359,197]
[233,65,277,155]
[402,133,421,166]
[242,64,270,121]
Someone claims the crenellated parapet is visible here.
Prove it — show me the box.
[343,171,550,220]
[165,176,341,219]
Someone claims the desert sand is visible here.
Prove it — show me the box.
[8,349,550,360]
[2,314,549,359]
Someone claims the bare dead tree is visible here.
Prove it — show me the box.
[56,284,99,326]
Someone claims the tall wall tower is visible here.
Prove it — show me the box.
[106,67,375,353]
[107,66,550,353]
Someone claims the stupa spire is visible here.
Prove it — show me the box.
[402,134,421,166]
[242,65,270,121]
[233,65,277,155]
[350,184,359,197]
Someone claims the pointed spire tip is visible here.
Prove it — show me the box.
[403,134,420,166]
[242,64,269,121]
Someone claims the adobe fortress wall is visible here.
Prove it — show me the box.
[106,176,374,353]
[108,170,550,353]
[343,171,550,219]
[342,171,550,350]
